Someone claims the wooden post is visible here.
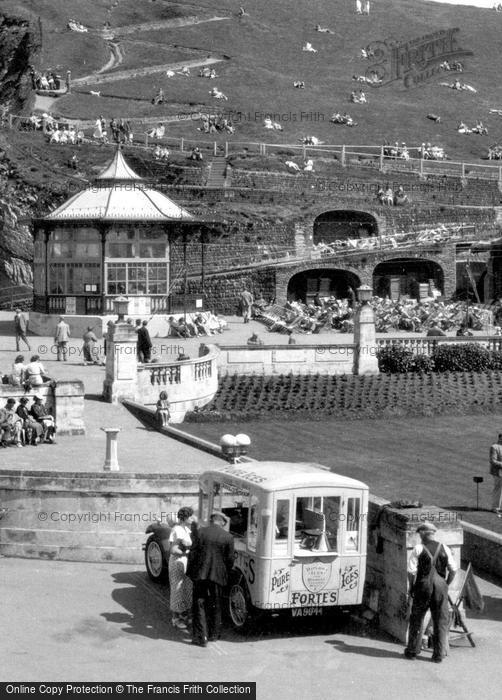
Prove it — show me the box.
[379,144,384,171]
[225,141,228,157]
[213,141,217,156]
[341,144,346,167]
[144,133,148,148]
[420,156,424,176]
[180,137,184,153]
[461,162,466,178]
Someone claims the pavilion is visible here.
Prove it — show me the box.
[32,148,213,321]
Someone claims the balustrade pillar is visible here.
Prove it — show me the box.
[102,320,139,404]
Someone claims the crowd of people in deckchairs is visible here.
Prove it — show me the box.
[311,224,465,258]
[253,295,490,337]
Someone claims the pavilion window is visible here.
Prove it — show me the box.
[107,263,127,295]
[107,242,137,258]
[49,263,66,294]
[128,263,147,294]
[147,263,168,294]
[139,242,166,258]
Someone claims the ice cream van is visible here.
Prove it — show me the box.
[198,461,369,631]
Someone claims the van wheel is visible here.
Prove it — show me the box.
[228,576,255,632]
[145,536,168,583]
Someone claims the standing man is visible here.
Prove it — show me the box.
[14,308,30,351]
[240,288,254,324]
[137,319,153,363]
[188,512,235,647]
[54,316,70,361]
[489,433,502,516]
[404,522,457,663]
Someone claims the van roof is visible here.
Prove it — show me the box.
[200,461,368,492]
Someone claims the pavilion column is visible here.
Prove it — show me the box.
[43,226,50,313]
[99,225,107,314]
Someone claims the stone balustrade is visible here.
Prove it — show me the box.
[135,346,219,422]
[376,335,502,356]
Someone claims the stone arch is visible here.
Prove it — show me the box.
[283,267,361,303]
[313,210,379,244]
[373,257,445,300]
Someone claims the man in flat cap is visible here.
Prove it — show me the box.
[188,511,234,647]
[404,521,457,663]
[489,433,502,517]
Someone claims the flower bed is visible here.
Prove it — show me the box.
[184,371,502,422]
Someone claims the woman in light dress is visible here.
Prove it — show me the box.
[169,507,196,629]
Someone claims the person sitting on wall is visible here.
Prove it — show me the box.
[247,333,264,346]
[0,398,23,447]
[30,396,56,443]
[24,355,51,388]
[16,396,43,446]
[194,314,212,336]
[156,391,171,427]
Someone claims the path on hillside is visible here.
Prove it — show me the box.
[108,15,231,38]
[71,56,226,87]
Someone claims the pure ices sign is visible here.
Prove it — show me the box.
[367,28,473,89]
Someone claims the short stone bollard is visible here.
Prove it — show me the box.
[101,427,121,471]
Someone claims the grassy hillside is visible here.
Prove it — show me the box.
[5,0,502,161]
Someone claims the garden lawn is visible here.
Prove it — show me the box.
[181,412,502,534]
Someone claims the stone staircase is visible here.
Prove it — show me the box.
[206,155,229,188]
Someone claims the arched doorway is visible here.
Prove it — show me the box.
[287,268,361,303]
[313,210,378,244]
[373,258,444,300]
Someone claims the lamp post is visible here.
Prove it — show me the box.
[357,284,372,305]
[113,295,130,323]
[220,433,251,464]
[473,476,483,510]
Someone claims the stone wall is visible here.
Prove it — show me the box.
[0,470,199,562]
[216,343,356,375]
[0,380,85,435]
[365,499,463,643]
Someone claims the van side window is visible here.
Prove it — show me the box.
[346,497,361,551]
[275,499,290,540]
[216,482,251,538]
[247,495,259,551]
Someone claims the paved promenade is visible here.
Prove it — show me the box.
[1,556,501,697]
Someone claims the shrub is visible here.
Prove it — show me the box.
[377,346,416,373]
[410,354,434,373]
[432,343,491,372]
[489,351,502,370]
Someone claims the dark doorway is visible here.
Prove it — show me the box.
[373,258,444,300]
[313,210,378,244]
[287,269,361,303]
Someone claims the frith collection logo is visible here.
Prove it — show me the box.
[367,28,473,89]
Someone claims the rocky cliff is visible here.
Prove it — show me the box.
[0,12,41,291]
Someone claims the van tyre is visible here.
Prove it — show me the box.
[228,574,257,633]
[145,535,169,583]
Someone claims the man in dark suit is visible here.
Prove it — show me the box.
[137,320,152,363]
[188,512,235,647]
